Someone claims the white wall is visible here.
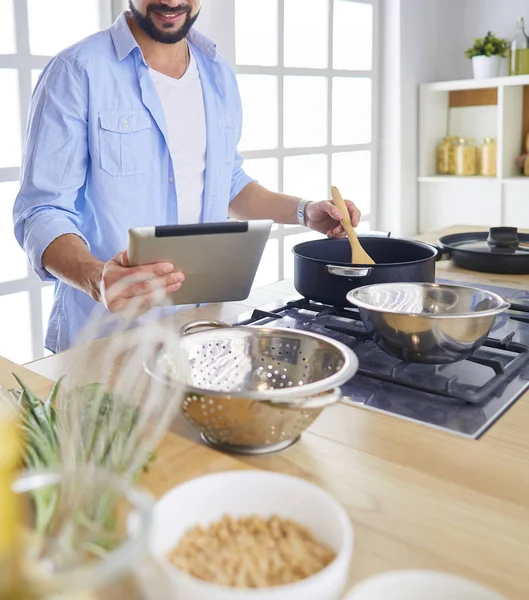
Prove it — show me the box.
[378,0,461,236]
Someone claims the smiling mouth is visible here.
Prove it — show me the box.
[151,9,187,24]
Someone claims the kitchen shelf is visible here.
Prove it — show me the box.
[418,176,529,183]
[419,75,529,232]
[421,74,529,92]
[418,176,498,183]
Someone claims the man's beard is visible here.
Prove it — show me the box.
[128,2,199,44]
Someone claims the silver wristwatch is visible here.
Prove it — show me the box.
[296,199,310,227]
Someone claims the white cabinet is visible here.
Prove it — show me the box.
[418,75,529,232]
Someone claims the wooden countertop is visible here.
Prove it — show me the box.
[14,226,529,598]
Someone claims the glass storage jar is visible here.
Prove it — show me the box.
[437,136,456,175]
[480,137,497,177]
[12,469,174,599]
[455,138,478,176]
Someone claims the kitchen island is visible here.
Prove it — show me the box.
[14,226,529,598]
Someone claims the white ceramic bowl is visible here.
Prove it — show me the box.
[345,570,506,600]
[150,471,354,600]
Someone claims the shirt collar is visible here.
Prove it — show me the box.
[110,11,218,62]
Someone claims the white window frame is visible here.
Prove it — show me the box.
[236,0,379,282]
[0,0,111,361]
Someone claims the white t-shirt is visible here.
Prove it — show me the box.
[149,50,206,225]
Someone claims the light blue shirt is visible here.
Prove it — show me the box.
[13,13,253,353]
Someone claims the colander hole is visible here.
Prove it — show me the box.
[191,395,198,401]
[272,379,277,383]
[267,373,272,378]
[274,370,279,375]
[279,383,284,387]
[288,382,293,387]
[281,374,286,379]
[298,381,304,385]
[208,399,214,405]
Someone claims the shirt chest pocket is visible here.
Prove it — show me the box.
[99,112,152,177]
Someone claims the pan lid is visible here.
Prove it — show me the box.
[440,227,529,256]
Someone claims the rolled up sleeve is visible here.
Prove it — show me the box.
[13,56,89,282]
[230,149,254,202]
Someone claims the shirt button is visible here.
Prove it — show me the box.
[169,176,174,183]
[123,121,130,129]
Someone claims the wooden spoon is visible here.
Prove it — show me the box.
[330,185,375,265]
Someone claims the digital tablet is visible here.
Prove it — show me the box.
[128,220,273,305]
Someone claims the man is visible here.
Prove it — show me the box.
[14,1,360,353]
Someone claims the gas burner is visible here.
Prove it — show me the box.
[239,280,529,439]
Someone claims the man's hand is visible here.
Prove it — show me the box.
[98,250,185,314]
[42,234,185,317]
[305,199,361,238]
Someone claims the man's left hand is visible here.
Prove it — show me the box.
[305,199,361,238]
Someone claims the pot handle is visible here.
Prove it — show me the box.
[433,242,451,262]
[179,320,231,336]
[326,265,374,277]
[360,230,391,238]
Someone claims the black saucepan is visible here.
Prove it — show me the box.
[292,235,439,307]
[439,227,529,275]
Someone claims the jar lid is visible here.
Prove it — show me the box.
[483,137,496,143]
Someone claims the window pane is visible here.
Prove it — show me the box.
[0,181,27,283]
[283,231,325,279]
[243,158,279,192]
[356,221,372,233]
[284,154,328,201]
[27,0,101,56]
[333,1,373,70]
[31,69,43,92]
[0,292,32,364]
[332,151,372,214]
[284,76,327,148]
[332,78,372,146]
[0,69,22,168]
[237,75,278,151]
[41,285,55,332]
[235,0,278,66]
[253,239,279,288]
[284,0,329,68]
[0,0,16,54]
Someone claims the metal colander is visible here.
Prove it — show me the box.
[145,321,359,455]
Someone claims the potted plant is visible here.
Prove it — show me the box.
[465,31,510,79]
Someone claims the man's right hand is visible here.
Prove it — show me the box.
[98,250,185,314]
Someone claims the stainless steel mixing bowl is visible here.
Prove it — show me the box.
[347,283,510,364]
[144,321,359,454]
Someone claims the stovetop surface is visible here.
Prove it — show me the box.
[240,280,529,439]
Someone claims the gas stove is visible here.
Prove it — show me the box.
[238,280,529,439]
